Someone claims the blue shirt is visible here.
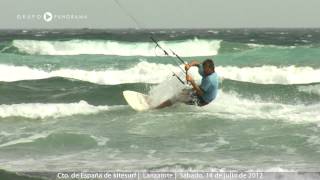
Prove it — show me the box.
[198,64,219,103]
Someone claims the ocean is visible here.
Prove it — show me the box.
[0,29,319,179]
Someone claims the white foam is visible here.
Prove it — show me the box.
[217,137,230,145]
[0,64,51,82]
[208,30,219,34]
[0,133,48,148]
[247,43,296,49]
[307,136,320,146]
[51,62,174,85]
[0,101,109,119]
[12,39,221,57]
[1,63,320,85]
[298,84,320,96]
[0,133,110,148]
[0,131,12,137]
[148,72,188,107]
[247,43,267,48]
[90,135,109,146]
[0,62,173,84]
[218,66,320,84]
[147,66,203,107]
[202,91,320,124]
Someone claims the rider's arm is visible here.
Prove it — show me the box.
[189,60,200,67]
[189,79,204,97]
[185,60,200,71]
[186,75,204,96]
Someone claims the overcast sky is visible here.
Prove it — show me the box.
[0,0,320,29]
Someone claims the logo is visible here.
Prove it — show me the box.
[43,12,53,22]
[17,12,88,22]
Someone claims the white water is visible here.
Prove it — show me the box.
[0,101,109,119]
[298,84,320,96]
[1,63,320,85]
[218,65,320,84]
[202,91,320,124]
[12,39,221,57]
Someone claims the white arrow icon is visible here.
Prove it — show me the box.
[43,12,53,22]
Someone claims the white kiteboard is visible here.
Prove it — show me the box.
[123,90,152,111]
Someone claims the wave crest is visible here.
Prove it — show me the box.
[12,39,221,57]
[0,101,109,119]
[0,63,319,85]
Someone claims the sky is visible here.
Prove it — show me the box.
[0,0,320,29]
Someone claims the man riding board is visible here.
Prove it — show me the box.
[156,59,219,108]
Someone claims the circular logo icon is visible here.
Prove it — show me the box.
[43,12,53,22]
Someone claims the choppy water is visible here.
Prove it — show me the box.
[0,29,319,175]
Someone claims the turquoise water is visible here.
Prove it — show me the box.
[0,29,319,174]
